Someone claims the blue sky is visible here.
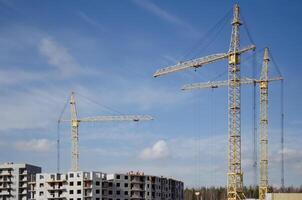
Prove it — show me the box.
[0,0,301,188]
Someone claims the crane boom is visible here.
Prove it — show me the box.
[61,92,153,171]
[181,77,254,90]
[60,115,153,123]
[153,45,255,78]
[181,77,282,90]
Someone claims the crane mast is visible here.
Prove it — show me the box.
[182,48,282,200]
[153,4,256,200]
[70,92,79,172]
[259,48,269,200]
[61,92,153,172]
[227,5,245,200]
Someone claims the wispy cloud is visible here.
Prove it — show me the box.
[0,69,49,86]
[140,140,170,160]
[38,37,82,77]
[14,139,55,152]
[0,87,66,132]
[132,0,198,36]
[77,11,107,32]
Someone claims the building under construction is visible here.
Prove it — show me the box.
[0,2,300,200]
[0,162,184,200]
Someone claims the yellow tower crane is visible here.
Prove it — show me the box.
[258,48,270,200]
[154,4,255,200]
[182,48,282,200]
[59,92,153,171]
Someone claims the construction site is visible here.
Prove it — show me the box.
[0,1,301,200]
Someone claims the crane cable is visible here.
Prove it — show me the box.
[241,13,256,45]
[280,79,285,189]
[268,50,285,189]
[76,92,124,115]
[196,90,202,188]
[179,8,232,81]
[210,87,215,185]
[252,50,258,187]
[181,7,232,61]
[56,94,69,173]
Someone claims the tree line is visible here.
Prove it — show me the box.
[184,186,302,200]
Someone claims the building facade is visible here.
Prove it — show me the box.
[0,162,41,200]
[104,172,184,200]
[32,171,105,200]
[31,171,183,200]
[1,163,183,200]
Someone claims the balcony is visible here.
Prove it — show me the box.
[20,177,28,182]
[46,193,67,200]
[84,183,92,189]
[0,185,12,190]
[21,189,27,194]
[131,184,144,191]
[130,177,144,184]
[0,179,12,183]
[47,186,66,191]
[0,171,13,177]
[19,170,28,176]
[19,183,27,188]
[46,179,66,183]
[0,190,12,196]
[84,191,92,197]
[130,193,144,199]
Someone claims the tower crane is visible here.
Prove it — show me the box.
[258,48,271,200]
[153,4,255,200]
[182,48,283,200]
[59,92,153,171]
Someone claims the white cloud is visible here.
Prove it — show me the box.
[140,140,170,160]
[38,37,81,76]
[14,139,55,152]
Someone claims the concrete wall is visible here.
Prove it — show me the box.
[267,193,302,200]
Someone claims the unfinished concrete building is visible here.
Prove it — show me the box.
[30,171,183,200]
[104,172,184,200]
[32,171,105,200]
[0,162,41,200]
[0,162,183,200]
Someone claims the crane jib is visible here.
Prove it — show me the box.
[153,45,255,78]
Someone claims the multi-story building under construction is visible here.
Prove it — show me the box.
[31,171,183,200]
[105,171,183,200]
[31,171,104,200]
[0,162,41,200]
[1,162,183,200]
